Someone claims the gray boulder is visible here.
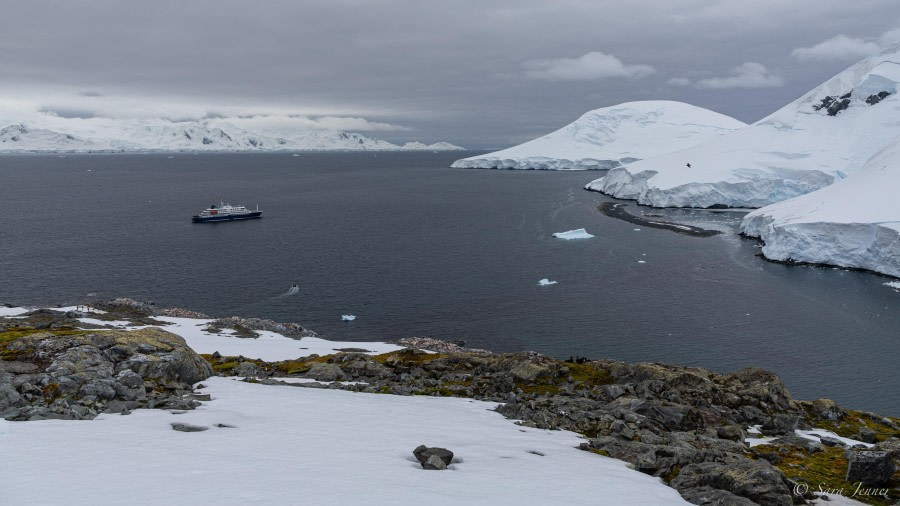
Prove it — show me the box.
[857,426,877,443]
[305,362,344,382]
[760,414,799,436]
[671,458,794,506]
[413,445,454,470]
[845,450,895,486]
[171,422,208,432]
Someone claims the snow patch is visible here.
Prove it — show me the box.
[0,377,688,505]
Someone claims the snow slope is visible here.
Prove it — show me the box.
[588,44,900,208]
[0,377,688,505]
[741,137,900,277]
[0,119,464,153]
[451,101,743,170]
[0,124,105,151]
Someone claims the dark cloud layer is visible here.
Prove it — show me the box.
[1,1,899,147]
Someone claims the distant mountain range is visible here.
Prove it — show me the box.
[0,120,464,153]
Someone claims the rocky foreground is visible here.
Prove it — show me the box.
[1,301,898,505]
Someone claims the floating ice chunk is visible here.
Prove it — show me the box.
[886,281,900,290]
[552,228,594,240]
[633,228,641,231]
[341,315,356,321]
[637,260,647,264]
[537,278,558,286]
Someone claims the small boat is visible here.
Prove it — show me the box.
[192,201,262,223]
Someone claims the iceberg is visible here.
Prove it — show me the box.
[741,137,900,277]
[588,44,900,208]
[537,278,558,286]
[451,101,743,170]
[552,228,595,240]
[341,314,357,321]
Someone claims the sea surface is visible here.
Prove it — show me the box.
[1,152,898,414]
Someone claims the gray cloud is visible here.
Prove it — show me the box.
[0,1,899,147]
[522,51,655,81]
[694,62,785,89]
[791,35,881,61]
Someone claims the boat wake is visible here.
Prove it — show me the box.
[278,285,300,297]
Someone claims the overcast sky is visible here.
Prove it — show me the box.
[2,0,900,148]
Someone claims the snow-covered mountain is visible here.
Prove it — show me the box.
[0,124,102,151]
[0,120,464,153]
[741,136,900,277]
[450,101,744,170]
[588,44,900,208]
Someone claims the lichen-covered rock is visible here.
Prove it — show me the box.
[0,328,212,421]
[671,459,794,506]
[845,450,895,486]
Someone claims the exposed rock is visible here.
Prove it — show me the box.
[423,454,448,470]
[760,414,799,436]
[770,435,824,453]
[171,422,208,432]
[206,316,317,340]
[818,436,846,448]
[305,362,344,382]
[677,486,757,505]
[413,445,454,470]
[807,398,844,421]
[0,328,212,421]
[716,425,747,443]
[671,459,794,506]
[845,450,895,486]
[857,426,877,443]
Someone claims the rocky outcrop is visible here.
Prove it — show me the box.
[205,316,318,339]
[203,345,900,504]
[0,327,212,421]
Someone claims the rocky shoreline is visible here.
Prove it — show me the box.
[1,300,898,505]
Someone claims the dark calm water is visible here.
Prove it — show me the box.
[1,152,898,415]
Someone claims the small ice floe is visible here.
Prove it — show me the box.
[637,260,647,264]
[552,228,594,240]
[292,154,300,157]
[537,278,558,286]
[341,314,356,321]
[885,281,900,291]
[633,228,641,231]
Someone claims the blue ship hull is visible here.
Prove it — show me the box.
[191,211,262,223]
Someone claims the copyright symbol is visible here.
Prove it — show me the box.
[794,482,809,496]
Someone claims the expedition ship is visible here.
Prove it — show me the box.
[191,202,262,223]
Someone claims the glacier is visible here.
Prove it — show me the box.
[741,137,900,278]
[450,101,744,170]
[0,120,464,153]
[588,43,900,208]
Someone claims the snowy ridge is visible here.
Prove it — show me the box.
[451,101,743,170]
[0,120,464,153]
[741,137,900,277]
[588,44,900,208]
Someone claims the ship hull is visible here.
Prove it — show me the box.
[191,211,262,223]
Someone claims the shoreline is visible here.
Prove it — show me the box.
[598,201,722,237]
